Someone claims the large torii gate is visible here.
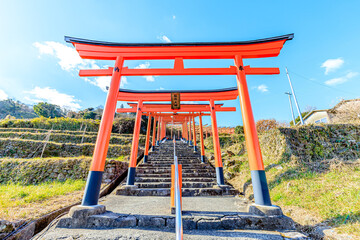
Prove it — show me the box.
[116,90,237,186]
[65,34,293,207]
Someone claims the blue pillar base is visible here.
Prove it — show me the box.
[156,140,159,146]
[193,145,197,152]
[151,146,155,151]
[126,167,136,185]
[189,140,193,147]
[201,155,206,163]
[82,171,103,206]
[143,155,148,163]
[215,167,225,185]
[251,170,272,206]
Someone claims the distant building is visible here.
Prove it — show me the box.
[302,99,360,125]
[303,110,330,124]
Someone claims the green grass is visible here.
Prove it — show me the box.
[270,165,360,236]
[0,179,86,219]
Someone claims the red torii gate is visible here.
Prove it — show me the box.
[116,91,237,185]
[123,102,234,160]
[66,34,293,207]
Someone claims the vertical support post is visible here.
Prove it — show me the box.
[144,113,152,163]
[235,55,271,206]
[126,100,143,185]
[199,115,206,163]
[183,122,188,141]
[151,115,157,151]
[192,116,197,152]
[188,117,192,146]
[285,92,296,125]
[156,116,160,146]
[82,57,124,206]
[171,123,173,139]
[210,100,224,185]
[161,121,166,139]
[171,164,182,213]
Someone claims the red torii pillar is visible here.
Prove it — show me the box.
[210,99,224,185]
[235,55,271,206]
[192,115,197,152]
[198,115,206,163]
[143,113,152,163]
[127,100,143,185]
[156,116,160,146]
[161,120,166,139]
[81,57,124,206]
[188,117,192,146]
[183,122,188,140]
[151,116,157,151]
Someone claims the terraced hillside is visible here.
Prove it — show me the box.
[0,123,146,238]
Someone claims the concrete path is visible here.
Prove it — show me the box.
[100,195,248,217]
[35,195,309,239]
[38,227,308,240]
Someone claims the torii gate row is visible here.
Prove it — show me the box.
[116,101,236,185]
[66,34,293,207]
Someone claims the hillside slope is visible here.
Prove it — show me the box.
[205,124,360,238]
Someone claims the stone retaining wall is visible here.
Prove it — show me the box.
[0,157,130,184]
[0,138,132,158]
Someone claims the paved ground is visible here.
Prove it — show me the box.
[99,195,248,217]
[37,227,308,239]
[35,195,309,239]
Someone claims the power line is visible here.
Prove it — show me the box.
[287,69,359,96]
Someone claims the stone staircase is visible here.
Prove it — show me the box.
[116,139,237,196]
[50,139,306,239]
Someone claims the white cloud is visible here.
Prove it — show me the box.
[85,76,128,92]
[120,77,128,88]
[33,41,99,72]
[157,35,171,43]
[84,76,128,92]
[25,87,81,110]
[84,77,110,92]
[325,71,358,86]
[321,58,344,75]
[172,15,176,20]
[145,76,155,82]
[346,72,358,78]
[256,84,269,93]
[0,89,8,100]
[135,62,156,82]
[325,77,346,86]
[135,62,151,69]
[159,87,165,90]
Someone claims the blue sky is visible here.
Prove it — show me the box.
[0,0,359,127]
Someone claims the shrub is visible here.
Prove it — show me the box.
[256,119,282,133]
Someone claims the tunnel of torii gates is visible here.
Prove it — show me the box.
[65,33,293,208]
[118,100,237,185]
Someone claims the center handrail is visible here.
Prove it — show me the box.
[173,136,183,240]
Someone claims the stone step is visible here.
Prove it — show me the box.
[116,186,237,197]
[135,172,216,178]
[137,164,212,169]
[137,168,213,174]
[135,177,215,183]
[135,182,215,189]
[56,196,299,234]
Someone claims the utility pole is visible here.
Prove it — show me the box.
[285,67,304,125]
[285,92,296,125]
